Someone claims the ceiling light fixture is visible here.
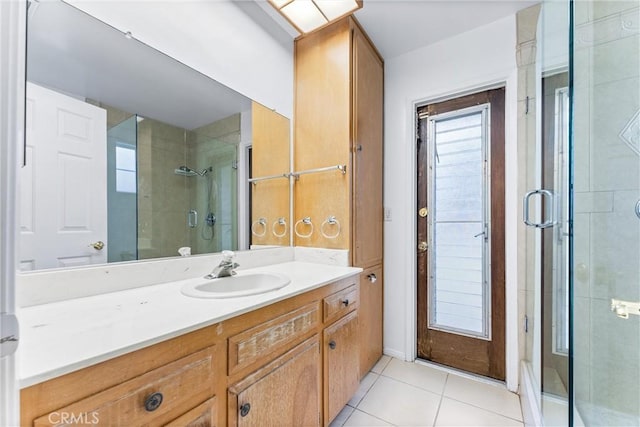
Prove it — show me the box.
[268,0,363,34]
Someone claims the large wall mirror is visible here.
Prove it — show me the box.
[21,0,291,272]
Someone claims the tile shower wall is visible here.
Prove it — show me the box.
[187,114,240,255]
[573,2,640,423]
[137,118,190,259]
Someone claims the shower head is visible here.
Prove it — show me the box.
[174,165,213,177]
[174,166,199,177]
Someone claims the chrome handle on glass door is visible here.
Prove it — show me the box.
[188,209,198,228]
[523,189,555,228]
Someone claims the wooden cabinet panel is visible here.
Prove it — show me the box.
[323,284,357,323]
[324,311,359,424]
[250,101,291,246]
[358,265,383,378]
[165,397,217,427]
[228,302,319,375]
[228,336,320,427]
[33,346,216,427]
[352,25,384,269]
[293,18,352,250]
[294,17,383,266]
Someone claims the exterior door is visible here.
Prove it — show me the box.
[20,82,107,270]
[417,88,505,380]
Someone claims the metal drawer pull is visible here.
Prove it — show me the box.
[342,299,349,307]
[240,403,251,417]
[367,273,377,283]
[144,392,163,412]
[523,189,554,228]
[329,340,336,350]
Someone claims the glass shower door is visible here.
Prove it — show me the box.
[571,1,640,425]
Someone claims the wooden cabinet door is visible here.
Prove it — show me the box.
[228,337,320,427]
[351,25,383,269]
[358,265,383,378]
[324,311,359,424]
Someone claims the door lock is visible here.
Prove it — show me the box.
[418,241,428,253]
[418,207,428,218]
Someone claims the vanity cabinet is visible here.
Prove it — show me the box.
[31,346,218,427]
[295,16,384,378]
[358,265,383,378]
[324,311,359,423]
[228,337,320,427]
[20,274,360,427]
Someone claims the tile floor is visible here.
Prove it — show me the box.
[330,356,523,427]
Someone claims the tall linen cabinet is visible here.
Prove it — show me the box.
[294,16,384,379]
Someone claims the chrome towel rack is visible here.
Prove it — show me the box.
[249,165,346,185]
[248,173,289,186]
[290,164,347,180]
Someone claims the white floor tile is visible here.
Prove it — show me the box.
[382,358,448,395]
[344,409,392,426]
[435,398,524,427]
[348,372,379,407]
[330,405,356,427]
[371,355,392,374]
[357,375,441,426]
[444,374,523,421]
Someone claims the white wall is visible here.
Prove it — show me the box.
[383,15,520,390]
[66,0,294,119]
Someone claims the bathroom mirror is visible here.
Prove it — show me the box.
[20,0,290,271]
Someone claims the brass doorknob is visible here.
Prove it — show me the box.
[418,241,428,253]
[89,241,105,250]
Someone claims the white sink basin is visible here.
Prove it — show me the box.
[181,272,291,299]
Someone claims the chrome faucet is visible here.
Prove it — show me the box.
[205,250,239,279]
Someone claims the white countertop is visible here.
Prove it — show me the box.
[17,261,361,388]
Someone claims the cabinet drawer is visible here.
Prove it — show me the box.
[33,346,216,427]
[165,397,217,427]
[228,302,319,375]
[323,284,358,323]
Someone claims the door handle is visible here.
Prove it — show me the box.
[89,241,105,250]
[0,313,19,358]
[523,189,554,228]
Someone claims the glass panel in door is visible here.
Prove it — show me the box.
[429,107,490,338]
[572,1,640,425]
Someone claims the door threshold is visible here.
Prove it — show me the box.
[414,358,508,390]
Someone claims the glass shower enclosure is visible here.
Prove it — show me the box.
[571,1,640,425]
[533,0,640,425]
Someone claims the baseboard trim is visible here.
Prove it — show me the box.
[520,361,543,427]
[382,347,406,361]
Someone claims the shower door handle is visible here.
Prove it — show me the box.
[523,189,554,228]
[188,210,198,228]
